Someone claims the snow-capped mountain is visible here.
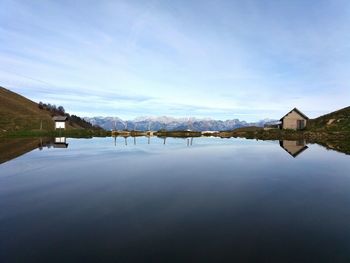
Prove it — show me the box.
[85,116,279,131]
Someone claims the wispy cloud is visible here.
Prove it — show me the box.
[1,0,349,121]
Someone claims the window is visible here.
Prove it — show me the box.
[297,120,305,130]
[296,139,305,146]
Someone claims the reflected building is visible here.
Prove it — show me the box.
[53,137,69,148]
[279,140,308,158]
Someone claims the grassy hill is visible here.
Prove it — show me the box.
[0,86,57,132]
[228,107,350,133]
[307,106,350,131]
[0,86,101,133]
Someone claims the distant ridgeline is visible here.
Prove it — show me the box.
[1,85,349,134]
[85,107,350,132]
[84,116,279,132]
[0,86,102,132]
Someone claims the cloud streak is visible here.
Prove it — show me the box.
[1,0,349,121]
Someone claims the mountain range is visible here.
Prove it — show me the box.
[1,86,349,134]
[84,116,279,131]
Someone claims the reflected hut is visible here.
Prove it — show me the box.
[279,140,308,158]
[53,137,68,148]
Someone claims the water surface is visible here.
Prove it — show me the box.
[1,137,350,262]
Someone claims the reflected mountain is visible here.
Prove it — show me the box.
[279,140,309,158]
[0,137,69,164]
[1,136,350,165]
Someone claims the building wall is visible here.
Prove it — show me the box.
[282,140,305,155]
[282,111,307,130]
[55,121,65,129]
[55,137,66,143]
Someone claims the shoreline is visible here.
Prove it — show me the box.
[2,128,350,139]
[1,129,349,155]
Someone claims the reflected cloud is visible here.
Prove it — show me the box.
[2,137,349,165]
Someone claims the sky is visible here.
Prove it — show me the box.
[0,0,349,121]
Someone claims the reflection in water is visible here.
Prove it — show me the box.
[279,140,308,158]
[112,136,196,147]
[1,136,348,166]
[112,137,312,155]
[1,137,350,262]
[53,137,69,148]
[0,137,69,164]
[186,137,194,146]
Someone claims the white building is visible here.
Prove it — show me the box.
[52,116,67,130]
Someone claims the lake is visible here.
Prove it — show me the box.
[1,136,350,262]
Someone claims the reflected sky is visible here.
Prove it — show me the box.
[1,137,350,262]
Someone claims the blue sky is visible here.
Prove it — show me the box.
[1,0,349,121]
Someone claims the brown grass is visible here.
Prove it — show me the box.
[0,86,56,131]
[0,86,81,132]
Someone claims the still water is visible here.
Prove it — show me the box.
[1,137,350,262]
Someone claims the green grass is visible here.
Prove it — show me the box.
[307,106,350,131]
[0,87,56,132]
[0,86,106,133]
[1,129,111,138]
[155,130,202,137]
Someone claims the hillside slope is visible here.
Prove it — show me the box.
[307,106,350,131]
[0,86,56,131]
[0,86,99,132]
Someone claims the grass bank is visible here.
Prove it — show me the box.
[1,129,111,138]
[155,130,202,138]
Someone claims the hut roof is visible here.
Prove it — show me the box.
[280,108,309,121]
[279,141,309,158]
[52,116,68,121]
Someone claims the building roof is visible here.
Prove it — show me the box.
[53,143,69,148]
[280,108,309,121]
[279,141,309,158]
[52,116,68,121]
